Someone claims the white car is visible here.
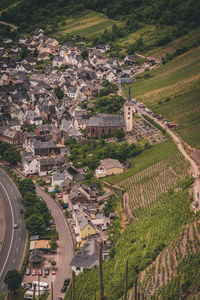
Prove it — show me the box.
[14,224,18,229]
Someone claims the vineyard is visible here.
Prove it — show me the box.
[139,219,200,297]
[118,152,189,215]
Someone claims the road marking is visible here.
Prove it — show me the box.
[13,258,16,263]
[0,180,14,278]
[16,247,19,252]
[18,237,20,242]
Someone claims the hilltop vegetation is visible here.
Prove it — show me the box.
[1,0,200,48]
[126,46,200,148]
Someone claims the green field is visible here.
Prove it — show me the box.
[54,10,124,39]
[125,46,200,148]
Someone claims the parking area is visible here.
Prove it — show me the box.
[22,252,59,288]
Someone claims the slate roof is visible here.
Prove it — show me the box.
[69,254,98,268]
[88,114,125,127]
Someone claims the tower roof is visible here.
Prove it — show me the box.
[125,85,133,105]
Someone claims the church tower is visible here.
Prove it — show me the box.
[124,85,134,132]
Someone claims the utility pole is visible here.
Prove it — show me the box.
[124,260,128,300]
[72,270,75,300]
[33,283,36,300]
[51,282,53,300]
[99,240,105,300]
[134,278,138,300]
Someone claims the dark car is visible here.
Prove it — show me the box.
[26,282,32,290]
[57,298,63,300]
[19,208,23,214]
[64,278,70,286]
[44,268,50,275]
[61,285,67,293]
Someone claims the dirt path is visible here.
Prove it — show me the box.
[0,20,18,30]
[136,107,200,211]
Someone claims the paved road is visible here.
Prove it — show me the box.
[36,187,74,299]
[0,21,18,30]
[0,168,26,292]
[136,106,200,208]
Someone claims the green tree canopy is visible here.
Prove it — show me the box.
[19,179,36,197]
[81,49,89,59]
[54,86,64,99]
[25,214,46,235]
[4,270,22,293]
[114,128,125,141]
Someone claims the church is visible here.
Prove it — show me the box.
[86,87,134,139]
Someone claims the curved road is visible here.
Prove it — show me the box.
[36,186,74,299]
[0,168,26,292]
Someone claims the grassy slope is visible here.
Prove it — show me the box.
[125,46,200,148]
[54,10,124,39]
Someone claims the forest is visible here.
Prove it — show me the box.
[1,0,200,45]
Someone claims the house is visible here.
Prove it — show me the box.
[26,110,43,125]
[22,152,39,176]
[39,157,62,176]
[3,38,12,44]
[69,239,99,275]
[0,128,23,149]
[28,138,61,156]
[76,213,96,240]
[95,158,123,178]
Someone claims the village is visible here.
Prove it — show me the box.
[0,28,164,296]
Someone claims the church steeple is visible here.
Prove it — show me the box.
[125,85,132,105]
[124,85,134,132]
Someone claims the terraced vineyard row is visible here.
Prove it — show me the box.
[139,219,200,296]
[119,152,189,215]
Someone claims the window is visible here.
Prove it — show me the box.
[128,112,130,115]
[128,107,131,110]
[128,117,130,120]
[76,267,80,271]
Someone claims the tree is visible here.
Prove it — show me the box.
[4,270,22,293]
[54,86,64,99]
[3,148,21,166]
[50,239,58,251]
[81,49,88,59]
[25,214,46,235]
[114,128,125,141]
[19,179,35,197]
[0,142,11,156]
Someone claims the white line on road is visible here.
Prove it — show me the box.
[0,180,14,278]
[13,258,16,263]
[16,247,18,252]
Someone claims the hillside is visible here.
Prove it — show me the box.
[126,46,200,149]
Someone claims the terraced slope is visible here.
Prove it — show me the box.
[119,152,189,215]
[139,219,200,296]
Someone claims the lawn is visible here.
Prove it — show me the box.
[54,10,124,39]
[124,47,200,148]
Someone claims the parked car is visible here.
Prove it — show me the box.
[26,282,32,290]
[37,268,43,276]
[51,269,56,275]
[26,268,31,276]
[32,269,37,276]
[44,268,50,275]
[64,278,70,286]
[61,285,67,293]
[19,208,23,214]
[21,282,26,289]
[14,224,18,229]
